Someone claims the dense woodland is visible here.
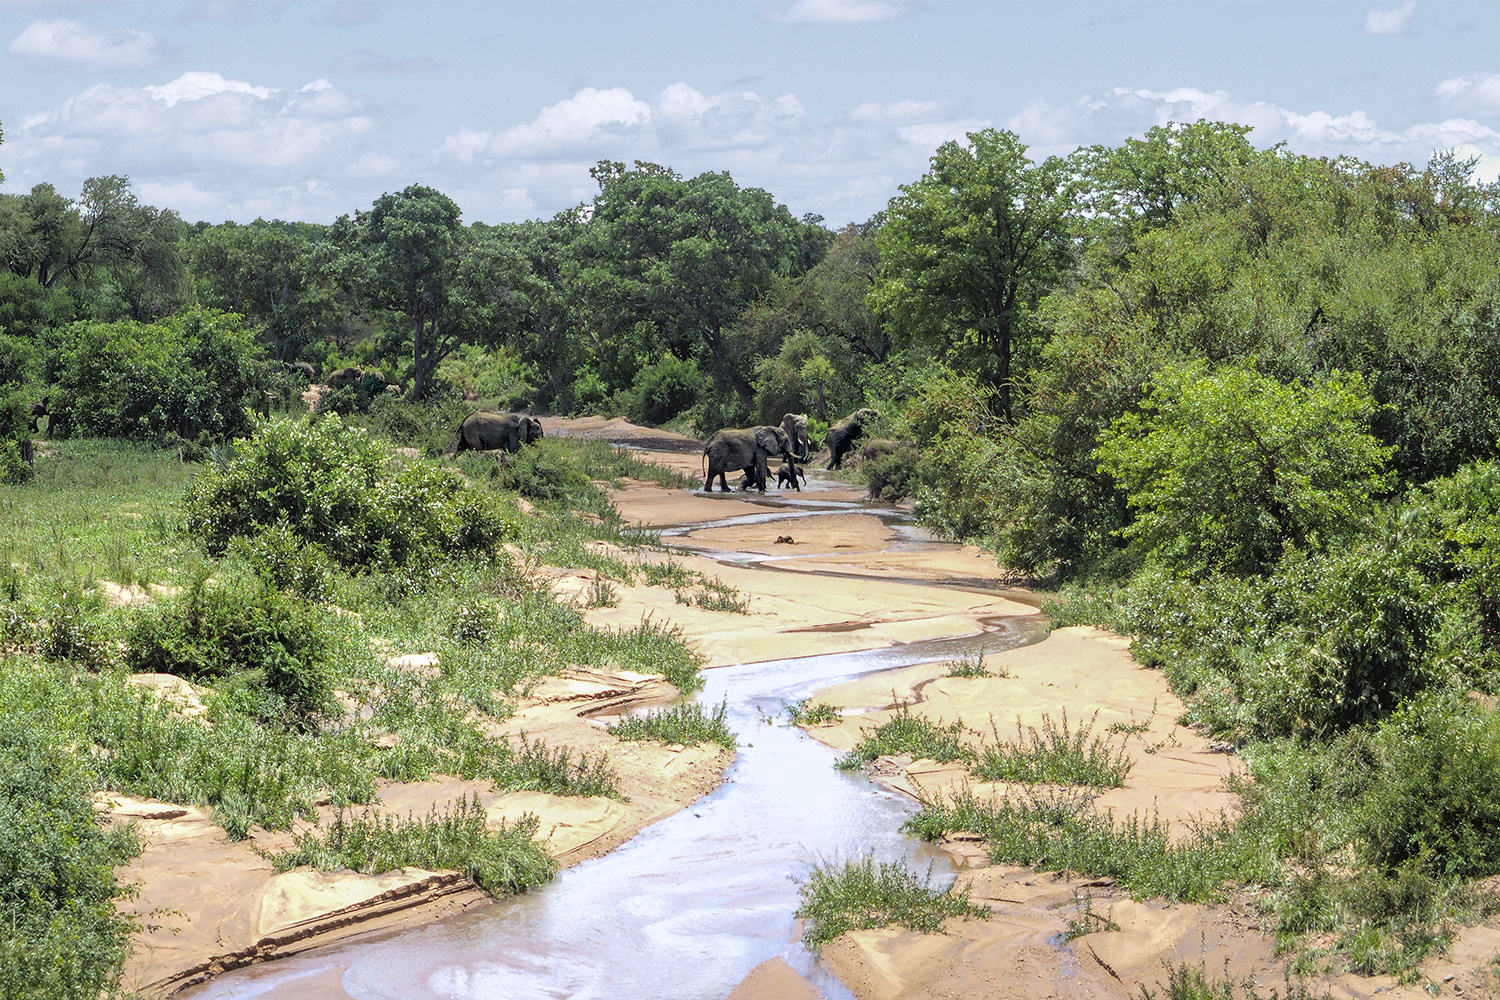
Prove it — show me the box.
[6,121,1500,993]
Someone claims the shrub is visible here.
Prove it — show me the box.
[48,309,265,441]
[1094,363,1392,577]
[857,439,921,502]
[972,711,1135,788]
[0,714,138,1000]
[125,572,335,726]
[629,355,704,426]
[184,416,516,571]
[794,855,989,948]
[230,520,335,601]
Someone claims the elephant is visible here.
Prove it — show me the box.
[325,366,365,390]
[283,361,317,382]
[447,411,544,456]
[28,396,49,434]
[781,413,812,463]
[777,462,807,491]
[703,425,794,492]
[826,408,880,470]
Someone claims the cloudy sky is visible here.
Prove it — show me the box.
[1,0,1496,226]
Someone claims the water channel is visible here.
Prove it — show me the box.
[192,486,1048,1000]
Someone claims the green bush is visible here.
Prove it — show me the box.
[48,309,265,441]
[836,704,973,770]
[230,521,335,601]
[184,416,516,571]
[1355,695,1500,878]
[125,572,335,726]
[607,700,735,749]
[629,355,704,426]
[0,714,138,1000]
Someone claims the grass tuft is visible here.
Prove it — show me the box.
[944,651,997,678]
[794,855,990,948]
[836,703,973,770]
[785,698,841,726]
[269,794,556,896]
[971,711,1135,788]
[607,700,736,749]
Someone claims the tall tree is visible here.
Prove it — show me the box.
[187,221,335,361]
[871,130,1074,420]
[338,185,529,400]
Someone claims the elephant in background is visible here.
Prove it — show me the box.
[826,408,879,470]
[781,413,812,463]
[703,425,794,492]
[448,411,544,456]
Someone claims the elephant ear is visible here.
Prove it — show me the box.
[755,426,781,453]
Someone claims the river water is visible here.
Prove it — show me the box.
[190,490,1046,1000]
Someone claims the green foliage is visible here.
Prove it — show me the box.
[972,711,1135,788]
[0,713,138,1000]
[125,571,336,726]
[794,855,990,948]
[944,652,995,679]
[270,796,556,896]
[1094,363,1392,577]
[629,354,704,426]
[836,704,973,770]
[230,521,335,601]
[185,416,515,571]
[49,309,264,440]
[607,700,735,750]
[674,576,750,614]
[784,699,841,726]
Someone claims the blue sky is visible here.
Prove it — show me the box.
[2,0,1496,226]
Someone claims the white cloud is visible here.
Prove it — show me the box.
[8,19,167,71]
[1005,86,1500,184]
[2,72,382,221]
[1365,1,1415,35]
[144,71,277,107]
[455,87,653,160]
[1436,72,1500,110]
[765,0,918,24]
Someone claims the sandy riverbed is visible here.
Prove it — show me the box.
[122,417,1498,999]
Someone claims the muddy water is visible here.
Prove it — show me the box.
[191,493,1045,1000]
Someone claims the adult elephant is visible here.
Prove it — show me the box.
[781,413,812,463]
[826,408,879,470]
[703,425,794,492]
[447,411,544,456]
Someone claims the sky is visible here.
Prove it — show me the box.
[1,0,1496,227]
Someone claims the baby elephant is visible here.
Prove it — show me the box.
[777,462,806,491]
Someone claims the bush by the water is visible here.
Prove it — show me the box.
[794,855,989,948]
[185,415,516,571]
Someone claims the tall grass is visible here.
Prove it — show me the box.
[836,703,973,770]
[971,711,1135,788]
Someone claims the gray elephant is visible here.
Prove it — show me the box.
[826,408,879,470]
[325,366,364,390]
[447,411,544,456]
[703,425,794,492]
[777,462,806,491]
[781,413,812,463]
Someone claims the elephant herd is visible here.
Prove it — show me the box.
[702,408,878,493]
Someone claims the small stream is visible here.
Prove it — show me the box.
[191,487,1046,1000]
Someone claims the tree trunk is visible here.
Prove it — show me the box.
[409,317,427,401]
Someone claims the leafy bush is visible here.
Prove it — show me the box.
[794,855,989,948]
[629,355,704,426]
[857,439,921,501]
[230,520,335,601]
[125,572,335,726]
[1094,363,1392,577]
[0,714,138,1000]
[48,309,265,441]
[185,416,516,571]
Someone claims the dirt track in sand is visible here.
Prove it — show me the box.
[141,417,1498,1000]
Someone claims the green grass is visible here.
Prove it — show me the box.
[944,651,998,678]
[785,698,841,726]
[607,700,736,749]
[269,795,556,896]
[1064,891,1120,940]
[836,703,974,770]
[794,856,990,948]
[971,711,1135,788]
[674,576,750,613]
[1135,959,1332,1000]
[566,438,698,490]
[637,559,697,589]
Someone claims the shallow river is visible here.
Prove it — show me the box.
[192,489,1046,1000]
